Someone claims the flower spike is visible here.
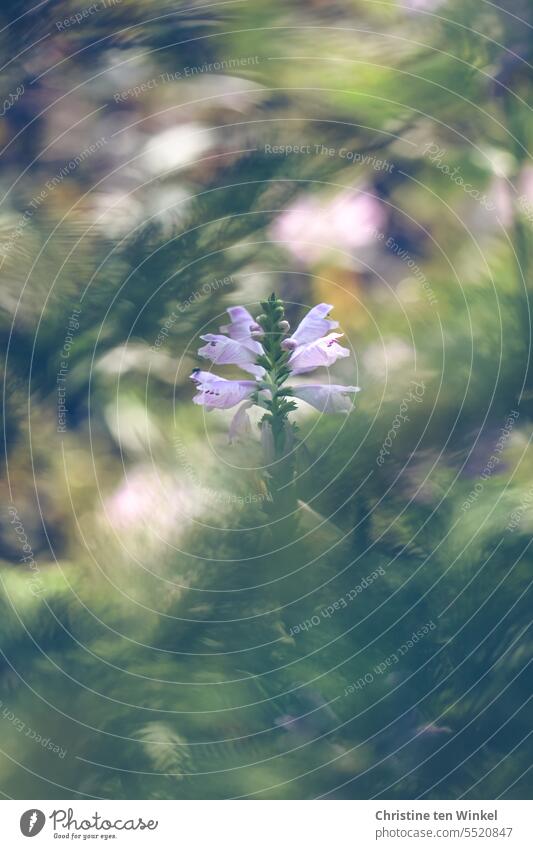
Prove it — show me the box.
[191,297,360,452]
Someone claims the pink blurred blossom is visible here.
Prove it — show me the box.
[105,467,201,535]
[519,165,533,202]
[403,0,444,10]
[487,177,513,228]
[271,190,385,265]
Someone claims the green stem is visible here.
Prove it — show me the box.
[253,294,298,517]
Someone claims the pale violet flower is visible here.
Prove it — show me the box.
[283,302,339,346]
[191,370,257,409]
[292,384,360,413]
[287,332,350,375]
[198,334,265,377]
[228,400,254,444]
[219,306,262,341]
[190,298,360,445]
[281,303,350,374]
[198,306,266,377]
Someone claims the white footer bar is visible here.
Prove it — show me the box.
[2,800,529,847]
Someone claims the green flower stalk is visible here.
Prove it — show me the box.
[254,294,298,462]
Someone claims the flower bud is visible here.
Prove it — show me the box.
[281,338,298,351]
[278,320,290,333]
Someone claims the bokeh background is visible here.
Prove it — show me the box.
[0,0,532,799]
